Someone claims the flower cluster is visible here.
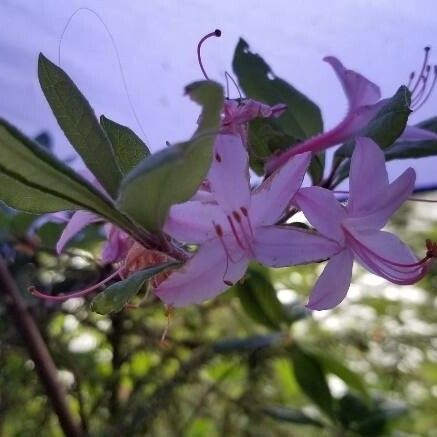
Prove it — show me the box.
[5,31,436,313]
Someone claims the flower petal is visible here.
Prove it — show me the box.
[253,225,341,267]
[101,226,133,263]
[348,137,389,216]
[208,133,251,214]
[56,211,101,254]
[345,167,415,230]
[345,227,425,284]
[307,249,354,310]
[398,125,437,142]
[294,187,347,242]
[154,238,249,307]
[323,56,381,109]
[250,152,310,226]
[164,200,229,244]
[265,59,385,173]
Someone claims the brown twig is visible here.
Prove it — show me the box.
[0,258,82,437]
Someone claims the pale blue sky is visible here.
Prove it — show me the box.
[1,0,437,187]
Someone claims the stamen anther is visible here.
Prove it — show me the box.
[197,29,222,80]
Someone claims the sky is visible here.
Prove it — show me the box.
[1,0,437,187]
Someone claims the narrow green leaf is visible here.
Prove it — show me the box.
[38,53,122,197]
[232,39,323,140]
[384,117,437,161]
[290,344,335,419]
[90,261,178,314]
[0,170,74,213]
[263,405,324,427]
[100,115,150,175]
[235,265,287,330]
[308,152,325,185]
[117,81,223,231]
[0,120,128,227]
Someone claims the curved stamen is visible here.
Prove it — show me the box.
[29,267,123,302]
[410,46,431,94]
[343,226,432,274]
[353,242,428,285]
[414,65,437,111]
[197,29,222,80]
[411,67,431,106]
[225,71,243,99]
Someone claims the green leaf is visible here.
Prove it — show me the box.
[90,261,178,314]
[308,152,325,185]
[263,405,324,427]
[338,394,406,436]
[333,86,411,184]
[0,120,126,226]
[334,86,411,161]
[290,344,335,419]
[247,118,298,175]
[117,81,223,231]
[318,354,368,398]
[100,115,150,175]
[235,265,287,330]
[384,117,437,161]
[232,39,323,140]
[38,54,122,197]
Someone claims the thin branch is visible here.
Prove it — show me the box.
[0,258,82,437]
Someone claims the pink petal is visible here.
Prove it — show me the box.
[154,238,249,307]
[56,211,101,254]
[101,226,133,263]
[398,125,437,142]
[307,249,354,310]
[253,225,341,267]
[323,56,381,109]
[345,227,425,285]
[207,133,251,214]
[266,58,385,173]
[345,167,415,230]
[294,187,347,242]
[348,137,389,216]
[164,200,229,244]
[250,152,311,226]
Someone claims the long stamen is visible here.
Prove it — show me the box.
[197,29,222,80]
[343,226,433,273]
[29,267,123,302]
[414,65,437,111]
[410,46,431,94]
[411,66,431,106]
[225,71,243,99]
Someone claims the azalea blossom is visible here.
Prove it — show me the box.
[267,52,437,173]
[293,137,434,310]
[154,148,340,307]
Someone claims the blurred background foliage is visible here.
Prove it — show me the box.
[1,175,436,436]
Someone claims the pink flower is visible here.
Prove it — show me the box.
[267,55,437,173]
[154,148,340,307]
[294,137,432,310]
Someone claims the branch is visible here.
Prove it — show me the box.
[0,258,83,437]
